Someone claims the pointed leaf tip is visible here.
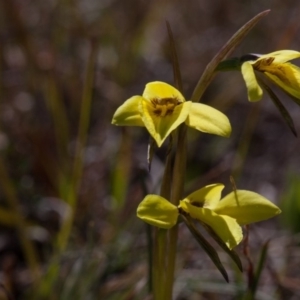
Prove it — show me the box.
[182,214,229,282]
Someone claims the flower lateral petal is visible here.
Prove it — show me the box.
[213,190,281,225]
[241,62,263,102]
[180,200,243,249]
[185,103,231,137]
[112,96,144,126]
[137,195,179,229]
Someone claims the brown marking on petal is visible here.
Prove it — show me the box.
[265,57,275,65]
[190,201,203,208]
[178,207,189,216]
[253,57,295,86]
[150,96,181,117]
[153,108,162,116]
[253,57,275,70]
[265,66,291,85]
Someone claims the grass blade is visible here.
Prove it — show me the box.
[252,241,269,295]
[243,241,269,300]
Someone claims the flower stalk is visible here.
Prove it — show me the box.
[152,141,173,299]
[165,124,187,299]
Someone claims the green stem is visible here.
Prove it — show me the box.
[146,224,153,293]
[157,229,167,299]
[153,141,174,299]
[165,125,187,299]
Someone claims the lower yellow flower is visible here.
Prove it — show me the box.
[241,50,300,101]
[137,184,281,249]
[112,81,231,147]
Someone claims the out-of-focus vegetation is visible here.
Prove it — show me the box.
[1,0,300,299]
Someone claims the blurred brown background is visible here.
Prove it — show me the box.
[1,0,300,299]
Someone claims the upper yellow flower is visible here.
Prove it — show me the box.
[241,50,300,101]
[137,184,281,249]
[112,81,231,147]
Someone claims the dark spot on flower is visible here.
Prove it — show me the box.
[178,207,189,216]
[153,108,162,116]
[150,97,181,117]
[190,201,203,207]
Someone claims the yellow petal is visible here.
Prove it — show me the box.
[213,190,281,225]
[185,103,231,137]
[139,99,192,147]
[112,96,144,126]
[180,201,243,249]
[143,81,185,103]
[257,50,300,63]
[137,195,178,229]
[241,62,263,102]
[264,63,300,99]
[184,183,224,209]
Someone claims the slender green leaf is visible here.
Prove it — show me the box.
[202,223,243,272]
[258,77,297,137]
[252,241,269,295]
[243,241,270,300]
[181,214,229,282]
[191,10,270,103]
[166,21,183,92]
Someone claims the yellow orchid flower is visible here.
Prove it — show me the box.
[112,81,231,147]
[137,184,281,249]
[241,50,300,101]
